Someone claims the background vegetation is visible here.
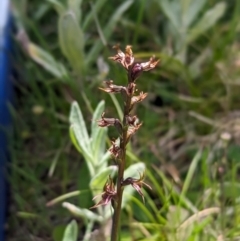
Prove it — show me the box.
[7,0,240,240]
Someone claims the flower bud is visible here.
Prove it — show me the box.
[109,139,122,160]
[126,115,139,126]
[126,122,142,143]
[129,63,143,82]
[97,113,122,133]
[109,45,134,70]
[99,80,127,94]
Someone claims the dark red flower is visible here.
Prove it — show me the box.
[109,139,122,160]
[122,172,152,203]
[90,176,116,209]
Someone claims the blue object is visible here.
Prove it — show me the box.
[0,0,13,240]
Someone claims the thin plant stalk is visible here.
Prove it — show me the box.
[91,45,159,241]
[111,78,134,241]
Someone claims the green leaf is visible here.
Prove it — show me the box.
[187,2,226,43]
[62,202,103,222]
[183,0,207,28]
[69,101,90,151]
[90,101,108,163]
[98,151,111,167]
[91,101,105,140]
[124,162,146,179]
[62,220,78,241]
[70,125,95,177]
[77,161,92,208]
[67,0,82,22]
[157,0,181,31]
[181,0,192,16]
[69,102,95,176]
[45,0,65,15]
[90,165,117,192]
[91,127,108,165]
[69,125,92,159]
[69,126,82,154]
[27,42,68,80]
[58,11,85,74]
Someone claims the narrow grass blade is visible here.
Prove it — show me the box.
[130,196,157,223]
[179,149,202,203]
[153,165,198,213]
[17,212,39,219]
[46,190,81,207]
[48,147,62,177]
[178,207,220,230]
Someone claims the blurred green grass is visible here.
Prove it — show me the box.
[7,0,240,240]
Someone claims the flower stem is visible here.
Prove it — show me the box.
[111,82,133,241]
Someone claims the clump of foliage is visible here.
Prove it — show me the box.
[8,0,240,240]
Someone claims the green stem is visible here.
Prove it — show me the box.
[111,81,133,241]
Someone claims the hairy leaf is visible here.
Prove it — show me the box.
[58,11,85,74]
[187,2,226,43]
[62,220,78,241]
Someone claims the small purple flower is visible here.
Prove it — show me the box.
[90,176,116,209]
[122,172,152,203]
